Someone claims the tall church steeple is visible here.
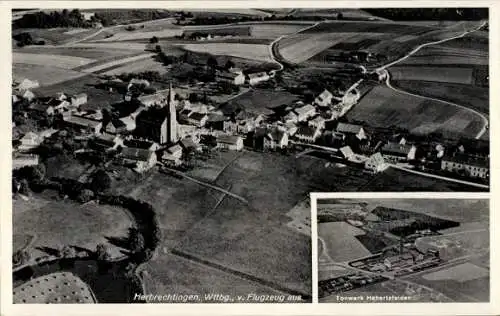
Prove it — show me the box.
[167,81,178,143]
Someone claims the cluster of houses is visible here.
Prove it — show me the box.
[12,75,490,182]
[215,67,271,87]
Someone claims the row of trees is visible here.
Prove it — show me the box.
[14,9,93,29]
[364,8,489,21]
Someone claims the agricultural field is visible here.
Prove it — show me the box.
[402,259,489,302]
[13,191,134,260]
[98,56,167,76]
[221,89,299,116]
[14,272,96,304]
[181,43,273,62]
[13,52,95,69]
[12,27,99,46]
[319,222,371,262]
[346,85,485,139]
[357,198,489,224]
[13,63,87,87]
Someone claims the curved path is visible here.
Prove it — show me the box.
[376,20,489,139]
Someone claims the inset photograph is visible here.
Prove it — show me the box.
[316,197,489,303]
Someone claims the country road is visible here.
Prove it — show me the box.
[377,20,489,140]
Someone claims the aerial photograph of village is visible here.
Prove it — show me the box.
[317,198,489,302]
[10,7,489,303]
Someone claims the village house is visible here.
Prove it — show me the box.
[55,92,68,101]
[364,152,387,173]
[186,112,208,128]
[39,128,59,139]
[294,125,321,143]
[179,137,202,152]
[13,153,40,170]
[22,90,36,102]
[263,128,289,150]
[138,90,177,108]
[12,94,21,104]
[216,135,244,151]
[29,103,55,116]
[18,132,42,152]
[441,154,489,179]
[308,116,326,130]
[381,142,417,162]
[339,146,355,160]
[314,89,334,107]
[91,134,124,152]
[216,70,246,86]
[336,123,367,140]
[120,147,157,173]
[63,116,102,135]
[294,104,316,122]
[16,78,39,91]
[247,72,270,86]
[162,144,183,166]
[105,119,128,135]
[118,116,136,131]
[71,93,88,107]
[284,111,299,124]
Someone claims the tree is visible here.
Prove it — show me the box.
[31,163,46,182]
[224,59,235,70]
[77,189,95,203]
[89,169,111,193]
[95,243,111,262]
[13,249,30,266]
[18,179,30,195]
[61,245,76,258]
[188,93,199,103]
[128,227,145,253]
[149,36,159,43]
[206,56,218,71]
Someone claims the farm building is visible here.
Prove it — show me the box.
[216,70,246,86]
[294,104,316,122]
[186,112,208,127]
[365,152,387,173]
[441,154,489,179]
[55,92,68,101]
[105,119,128,135]
[247,72,270,86]
[308,116,326,130]
[315,89,334,107]
[336,123,367,140]
[18,132,42,151]
[15,78,39,91]
[339,146,355,160]
[121,147,157,173]
[123,138,160,152]
[93,133,124,151]
[381,142,417,162]
[216,135,244,151]
[162,144,183,166]
[179,137,202,152]
[12,94,20,103]
[39,128,59,139]
[294,125,321,143]
[263,128,289,150]
[63,116,102,135]
[71,93,88,107]
[118,116,136,131]
[13,153,39,170]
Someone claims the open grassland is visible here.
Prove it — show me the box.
[142,255,286,301]
[174,151,375,296]
[15,46,146,60]
[13,52,95,69]
[99,56,167,76]
[13,192,133,260]
[250,23,313,39]
[181,43,272,62]
[362,167,487,192]
[96,28,183,42]
[347,85,484,138]
[13,63,86,87]
[319,222,371,262]
[14,272,95,304]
